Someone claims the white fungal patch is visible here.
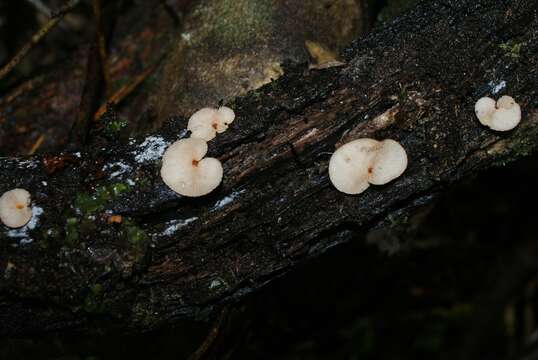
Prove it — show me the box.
[489,80,507,95]
[162,217,198,236]
[181,32,192,42]
[210,190,246,211]
[17,160,38,169]
[6,206,44,244]
[133,136,170,163]
[103,161,132,179]
[209,279,224,289]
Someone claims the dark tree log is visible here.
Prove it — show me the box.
[0,0,537,336]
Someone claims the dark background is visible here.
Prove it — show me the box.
[1,0,537,359]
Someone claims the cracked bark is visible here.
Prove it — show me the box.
[0,0,537,336]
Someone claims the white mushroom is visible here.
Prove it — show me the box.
[368,139,408,185]
[215,106,236,133]
[0,188,33,228]
[187,106,236,141]
[160,138,223,197]
[474,96,521,131]
[329,138,408,195]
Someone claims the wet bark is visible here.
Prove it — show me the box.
[0,0,537,336]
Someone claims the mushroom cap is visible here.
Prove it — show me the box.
[328,138,379,195]
[0,188,32,228]
[160,138,223,197]
[216,106,235,133]
[368,139,408,185]
[489,96,521,131]
[474,97,496,126]
[475,96,521,131]
[188,108,219,141]
[496,95,516,109]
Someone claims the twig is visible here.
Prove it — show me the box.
[28,134,45,155]
[92,0,111,97]
[188,307,229,360]
[25,0,52,16]
[0,0,80,83]
[93,62,159,120]
[69,0,121,147]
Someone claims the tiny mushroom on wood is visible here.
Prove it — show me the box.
[0,188,33,228]
[160,137,223,197]
[329,139,408,195]
[187,106,236,141]
[475,95,521,131]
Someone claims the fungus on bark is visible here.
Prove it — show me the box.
[329,139,408,195]
[160,138,223,197]
[0,189,33,228]
[475,96,521,131]
[187,106,236,141]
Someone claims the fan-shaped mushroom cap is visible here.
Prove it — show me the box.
[187,106,236,141]
[188,108,219,141]
[329,138,408,194]
[368,139,408,185]
[160,138,223,197]
[475,96,521,131]
[489,96,521,131]
[474,97,496,126]
[328,138,379,195]
[0,188,33,228]
[215,106,235,133]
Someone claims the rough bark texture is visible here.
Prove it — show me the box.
[0,0,537,336]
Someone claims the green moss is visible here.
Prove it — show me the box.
[66,182,133,244]
[499,41,524,58]
[124,220,148,245]
[74,183,132,216]
[110,183,129,197]
[136,177,151,188]
[191,0,273,48]
[65,217,79,244]
[83,283,105,313]
[104,119,127,137]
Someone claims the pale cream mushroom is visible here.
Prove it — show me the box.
[368,139,408,185]
[474,96,521,131]
[329,139,408,195]
[187,106,236,141]
[160,138,223,197]
[0,188,33,228]
[215,106,236,133]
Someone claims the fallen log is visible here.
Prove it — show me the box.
[0,0,537,336]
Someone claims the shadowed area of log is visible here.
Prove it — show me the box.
[0,0,537,335]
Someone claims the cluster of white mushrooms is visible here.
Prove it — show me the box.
[0,94,523,229]
[160,106,235,197]
[474,95,521,131]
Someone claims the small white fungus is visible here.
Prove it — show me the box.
[489,80,506,95]
[187,106,236,141]
[162,217,198,236]
[329,139,408,195]
[133,136,169,163]
[160,138,223,197]
[0,189,33,228]
[475,95,521,131]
